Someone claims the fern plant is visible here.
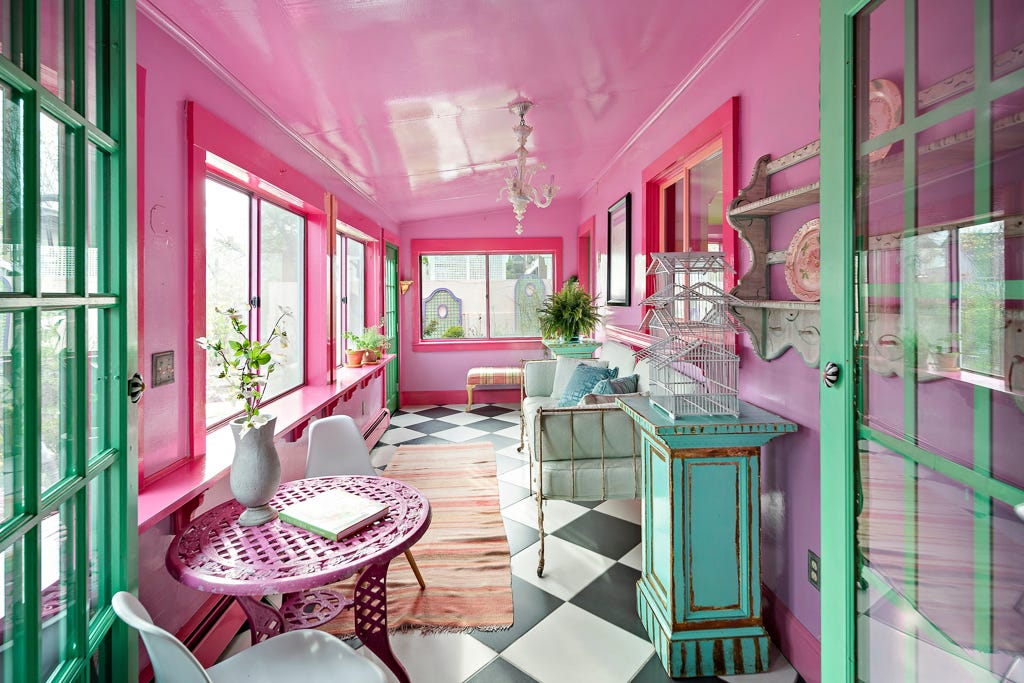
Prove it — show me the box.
[536,280,601,341]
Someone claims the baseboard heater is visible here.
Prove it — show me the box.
[363,407,390,450]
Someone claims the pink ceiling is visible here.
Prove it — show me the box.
[143,0,753,223]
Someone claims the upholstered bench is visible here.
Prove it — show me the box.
[466,366,523,411]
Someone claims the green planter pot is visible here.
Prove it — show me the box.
[542,339,602,358]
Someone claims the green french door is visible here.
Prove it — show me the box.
[822,1,1024,681]
[384,242,399,414]
[0,2,137,682]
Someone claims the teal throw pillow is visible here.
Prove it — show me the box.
[591,373,639,396]
[557,364,618,407]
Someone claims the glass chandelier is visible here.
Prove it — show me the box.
[497,99,558,235]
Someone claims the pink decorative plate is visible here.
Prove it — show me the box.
[784,218,821,302]
[868,78,902,162]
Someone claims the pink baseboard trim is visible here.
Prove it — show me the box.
[401,389,520,407]
[763,586,821,683]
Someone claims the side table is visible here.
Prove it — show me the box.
[616,396,796,678]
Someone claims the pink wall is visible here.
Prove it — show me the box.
[577,0,823,675]
[136,14,396,647]
[397,201,580,397]
[137,14,396,476]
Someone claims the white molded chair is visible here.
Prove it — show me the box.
[112,592,385,683]
[306,415,426,589]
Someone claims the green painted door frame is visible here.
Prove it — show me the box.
[820,2,863,680]
[0,2,137,681]
[821,2,1024,681]
[384,243,399,414]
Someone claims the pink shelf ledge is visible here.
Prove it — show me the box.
[138,356,393,532]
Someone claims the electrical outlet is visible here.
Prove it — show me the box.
[808,550,820,590]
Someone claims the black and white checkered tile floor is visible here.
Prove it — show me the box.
[355,402,805,683]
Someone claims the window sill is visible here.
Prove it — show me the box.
[137,356,393,532]
[412,339,544,352]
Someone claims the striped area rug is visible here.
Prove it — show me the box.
[322,442,513,634]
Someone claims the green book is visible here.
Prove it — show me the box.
[279,488,390,541]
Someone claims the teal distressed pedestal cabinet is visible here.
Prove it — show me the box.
[617,396,796,678]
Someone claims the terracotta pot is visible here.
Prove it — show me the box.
[345,349,366,366]
[229,415,281,526]
[362,348,379,364]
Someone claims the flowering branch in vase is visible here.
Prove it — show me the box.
[196,305,291,436]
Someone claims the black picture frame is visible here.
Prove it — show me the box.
[606,192,631,306]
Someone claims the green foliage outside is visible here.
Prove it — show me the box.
[196,305,291,435]
[442,325,464,338]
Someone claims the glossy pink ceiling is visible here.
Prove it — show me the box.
[143,0,753,223]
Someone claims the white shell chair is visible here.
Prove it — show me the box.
[111,592,385,683]
[305,415,426,589]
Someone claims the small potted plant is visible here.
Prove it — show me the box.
[357,323,389,364]
[196,305,291,525]
[343,331,366,367]
[536,278,602,342]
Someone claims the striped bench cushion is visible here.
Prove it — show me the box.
[466,366,523,386]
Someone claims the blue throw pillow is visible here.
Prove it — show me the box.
[557,364,618,407]
[591,373,639,396]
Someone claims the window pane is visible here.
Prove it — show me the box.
[0,2,10,60]
[688,151,723,252]
[204,179,250,427]
[86,308,108,461]
[41,502,75,681]
[346,238,365,336]
[1,84,23,294]
[86,145,107,293]
[40,0,68,101]
[0,311,19,524]
[334,233,342,368]
[420,254,486,339]
[40,113,74,293]
[0,542,23,676]
[40,309,75,491]
[488,253,551,338]
[87,472,106,621]
[259,201,304,400]
[86,0,97,122]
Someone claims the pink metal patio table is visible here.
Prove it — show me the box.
[166,475,431,683]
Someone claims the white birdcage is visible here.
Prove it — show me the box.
[638,253,741,418]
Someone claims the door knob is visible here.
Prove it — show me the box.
[822,362,840,388]
[128,373,145,403]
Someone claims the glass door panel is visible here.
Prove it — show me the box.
[39,0,68,101]
[853,1,1024,680]
[0,4,135,681]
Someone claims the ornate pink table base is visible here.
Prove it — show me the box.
[167,476,430,683]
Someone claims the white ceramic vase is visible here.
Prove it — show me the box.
[229,415,281,526]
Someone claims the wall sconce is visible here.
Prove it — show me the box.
[399,280,414,295]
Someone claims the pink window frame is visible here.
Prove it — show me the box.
[577,216,595,294]
[410,237,562,352]
[187,101,328,457]
[641,97,739,303]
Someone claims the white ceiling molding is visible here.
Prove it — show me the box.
[579,0,770,199]
[136,0,394,223]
